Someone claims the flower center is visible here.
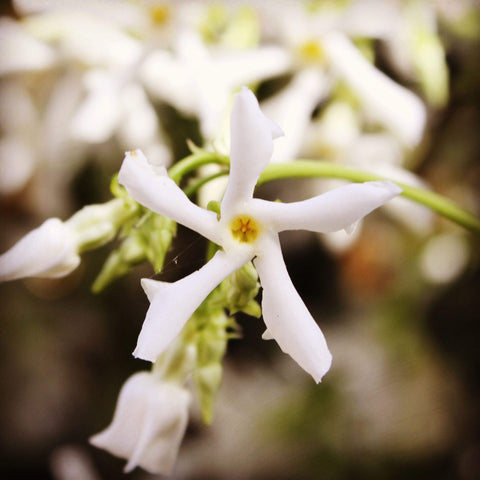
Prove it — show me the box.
[230,215,260,243]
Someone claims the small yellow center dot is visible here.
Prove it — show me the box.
[150,5,170,25]
[298,40,325,64]
[230,216,260,243]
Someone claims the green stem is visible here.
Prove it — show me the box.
[258,160,480,234]
[168,152,229,184]
[184,170,229,198]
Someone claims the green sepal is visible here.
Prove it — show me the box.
[92,211,176,292]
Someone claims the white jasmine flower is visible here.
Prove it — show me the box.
[118,87,402,382]
[90,371,190,475]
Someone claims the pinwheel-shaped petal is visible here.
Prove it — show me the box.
[119,87,402,382]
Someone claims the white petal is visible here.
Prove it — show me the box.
[250,181,402,233]
[262,68,330,163]
[118,150,222,245]
[219,46,292,91]
[140,51,193,112]
[70,71,122,143]
[0,218,79,281]
[0,18,56,74]
[134,250,251,362]
[221,87,283,217]
[0,137,36,195]
[254,234,332,383]
[90,372,190,475]
[23,12,141,68]
[322,32,426,147]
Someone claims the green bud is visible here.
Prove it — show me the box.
[92,235,146,293]
[206,200,221,218]
[194,363,223,424]
[221,261,260,315]
[67,199,138,253]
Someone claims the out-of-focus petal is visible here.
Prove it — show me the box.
[23,12,141,68]
[90,372,190,475]
[140,51,193,113]
[262,68,330,163]
[254,234,332,382]
[250,180,402,233]
[322,32,426,147]
[0,218,79,281]
[221,87,283,217]
[70,72,121,143]
[134,250,251,362]
[118,150,221,244]
[0,18,56,74]
[0,137,36,195]
[219,45,292,89]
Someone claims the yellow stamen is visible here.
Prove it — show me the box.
[230,215,260,243]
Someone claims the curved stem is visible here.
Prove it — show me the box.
[168,152,229,184]
[257,160,480,234]
[184,170,229,198]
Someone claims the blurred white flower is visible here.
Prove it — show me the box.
[141,29,291,139]
[90,371,190,475]
[0,199,133,281]
[118,88,402,382]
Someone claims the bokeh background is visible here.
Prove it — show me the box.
[0,1,479,479]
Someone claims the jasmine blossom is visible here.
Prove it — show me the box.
[118,87,402,382]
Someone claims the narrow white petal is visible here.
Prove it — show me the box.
[0,137,36,195]
[219,46,292,91]
[254,234,332,383]
[134,250,251,362]
[322,32,426,147]
[250,181,402,233]
[0,218,79,281]
[70,79,121,143]
[118,150,222,245]
[262,68,330,164]
[221,87,283,217]
[140,51,193,112]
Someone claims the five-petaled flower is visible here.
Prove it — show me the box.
[118,87,402,382]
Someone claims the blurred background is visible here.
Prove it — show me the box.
[0,0,479,479]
